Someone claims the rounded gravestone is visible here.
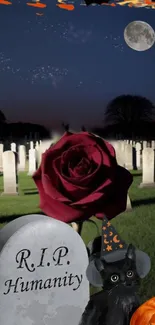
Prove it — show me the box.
[0,214,47,251]
[0,214,89,325]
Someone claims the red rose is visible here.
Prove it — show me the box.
[33,132,132,223]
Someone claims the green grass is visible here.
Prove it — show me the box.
[0,170,155,301]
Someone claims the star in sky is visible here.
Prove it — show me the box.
[0,52,69,87]
[0,2,155,130]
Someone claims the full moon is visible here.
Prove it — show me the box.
[124,21,155,51]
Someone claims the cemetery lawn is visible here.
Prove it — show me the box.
[0,170,155,302]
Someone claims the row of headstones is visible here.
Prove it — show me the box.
[0,140,55,195]
[0,139,54,174]
[0,148,133,215]
[111,141,142,170]
[0,141,40,170]
[111,141,155,187]
[0,139,154,173]
[1,139,155,195]
[125,140,155,148]
[0,147,36,175]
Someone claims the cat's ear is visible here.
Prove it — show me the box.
[126,244,136,261]
[94,258,105,272]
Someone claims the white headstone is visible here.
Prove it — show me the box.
[11,142,16,152]
[36,140,52,167]
[18,145,26,172]
[36,147,42,167]
[40,140,52,153]
[35,141,39,148]
[0,214,89,325]
[135,142,141,170]
[2,151,18,195]
[126,194,132,211]
[28,149,36,175]
[120,141,125,152]
[35,142,39,165]
[139,148,155,188]
[124,144,133,170]
[30,141,34,150]
[151,140,155,149]
[115,142,125,167]
[143,141,147,149]
[0,143,4,172]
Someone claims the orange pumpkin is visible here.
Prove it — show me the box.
[150,314,155,324]
[130,297,155,325]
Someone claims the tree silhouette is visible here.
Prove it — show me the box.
[0,110,6,124]
[104,95,155,126]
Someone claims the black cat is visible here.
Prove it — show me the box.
[79,244,140,325]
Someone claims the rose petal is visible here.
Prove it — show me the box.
[61,144,102,168]
[95,194,127,220]
[69,157,92,178]
[34,175,85,222]
[41,150,72,202]
[53,157,91,201]
[42,174,71,202]
[33,165,42,181]
[95,166,133,219]
[51,131,103,153]
[96,136,116,158]
[42,134,115,190]
[71,178,112,206]
[33,133,133,223]
[51,131,73,151]
[52,152,107,202]
[33,163,71,203]
[61,146,89,178]
[40,133,74,168]
[60,145,104,187]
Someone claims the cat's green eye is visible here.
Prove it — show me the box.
[110,274,119,282]
[126,270,134,278]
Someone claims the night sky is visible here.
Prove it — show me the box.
[0,1,155,130]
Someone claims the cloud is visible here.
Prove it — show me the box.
[56,2,74,10]
[0,0,12,5]
[26,2,46,8]
[116,0,155,8]
[79,0,155,8]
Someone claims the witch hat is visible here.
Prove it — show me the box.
[86,216,151,287]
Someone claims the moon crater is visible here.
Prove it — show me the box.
[124,21,155,51]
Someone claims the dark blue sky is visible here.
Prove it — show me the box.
[0,1,155,130]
